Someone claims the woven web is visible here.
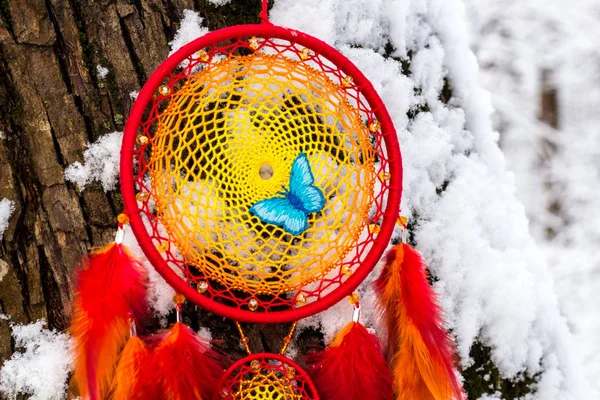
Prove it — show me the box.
[132,35,393,313]
[218,355,317,399]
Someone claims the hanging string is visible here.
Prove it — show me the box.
[235,322,252,355]
[260,0,269,24]
[280,321,298,355]
[234,321,298,355]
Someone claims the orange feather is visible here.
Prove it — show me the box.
[70,242,149,400]
[375,243,464,400]
[111,335,156,400]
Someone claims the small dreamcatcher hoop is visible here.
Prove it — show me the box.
[216,353,319,400]
[120,4,402,323]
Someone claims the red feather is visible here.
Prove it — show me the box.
[152,322,224,400]
[70,243,149,400]
[307,321,394,400]
[375,243,464,400]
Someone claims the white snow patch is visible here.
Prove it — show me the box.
[96,65,109,80]
[0,199,15,240]
[64,131,123,191]
[122,226,176,320]
[129,90,139,100]
[478,394,502,400]
[0,320,72,400]
[207,0,232,5]
[169,10,209,59]
[197,326,212,341]
[463,0,600,396]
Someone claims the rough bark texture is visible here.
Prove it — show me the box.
[0,1,535,398]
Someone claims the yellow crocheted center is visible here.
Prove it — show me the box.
[149,53,375,295]
[234,373,301,400]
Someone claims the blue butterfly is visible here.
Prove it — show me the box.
[250,153,325,236]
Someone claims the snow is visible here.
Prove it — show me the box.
[122,226,176,320]
[463,0,600,396]
[64,131,123,191]
[271,0,592,398]
[96,64,109,80]
[0,199,14,240]
[207,0,232,5]
[168,10,209,60]
[0,320,72,400]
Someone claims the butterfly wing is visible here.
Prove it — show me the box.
[250,197,309,235]
[295,185,325,213]
[282,208,309,236]
[250,154,322,235]
[289,153,315,188]
[289,153,325,213]
[250,198,293,226]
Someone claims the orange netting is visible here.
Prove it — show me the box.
[132,36,393,313]
[150,53,374,296]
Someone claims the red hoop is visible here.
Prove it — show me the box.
[215,353,319,399]
[120,24,402,323]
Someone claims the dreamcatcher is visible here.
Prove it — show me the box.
[68,1,464,399]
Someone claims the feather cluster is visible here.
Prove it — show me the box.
[70,243,148,400]
[375,243,464,400]
[151,322,224,400]
[111,322,224,400]
[70,242,225,399]
[307,321,394,400]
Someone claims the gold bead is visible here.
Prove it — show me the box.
[368,224,381,234]
[117,213,130,225]
[397,216,408,227]
[173,293,185,305]
[285,366,295,379]
[136,135,148,146]
[248,298,258,311]
[248,37,260,50]
[369,120,381,132]
[136,192,149,202]
[348,292,360,305]
[295,293,306,306]
[300,47,311,60]
[341,266,353,276]
[197,280,208,293]
[197,49,209,61]
[156,241,169,252]
[159,85,171,95]
[342,75,354,87]
[378,172,391,180]
[250,360,261,372]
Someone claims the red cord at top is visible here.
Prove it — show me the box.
[260,0,269,23]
